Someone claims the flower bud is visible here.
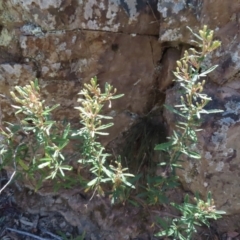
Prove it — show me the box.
[176,60,182,68]
[211,40,221,50]
[207,33,213,42]
[203,25,207,33]
[199,30,204,38]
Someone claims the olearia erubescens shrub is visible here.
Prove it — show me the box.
[0,77,134,202]
[154,25,225,239]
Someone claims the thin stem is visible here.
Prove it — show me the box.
[6,227,53,240]
[0,171,15,194]
[0,142,25,194]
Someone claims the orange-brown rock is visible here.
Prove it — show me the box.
[2,0,240,236]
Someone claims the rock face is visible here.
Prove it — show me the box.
[2,0,240,237]
[0,0,162,146]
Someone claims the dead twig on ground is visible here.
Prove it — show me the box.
[0,171,16,195]
[6,227,51,240]
[41,229,63,240]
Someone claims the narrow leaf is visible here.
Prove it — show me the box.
[111,94,124,99]
[155,140,173,151]
[164,104,186,118]
[199,65,218,76]
[18,159,29,171]
[96,123,114,130]
[87,177,98,187]
[38,162,50,169]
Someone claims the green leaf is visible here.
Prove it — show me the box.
[155,140,173,151]
[122,173,135,177]
[111,94,124,99]
[158,162,167,166]
[39,157,52,161]
[199,65,218,77]
[63,123,70,139]
[184,194,189,203]
[155,228,174,237]
[187,26,202,40]
[87,177,98,187]
[185,150,201,159]
[214,210,226,215]
[60,165,72,170]
[171,163,184,168]
[59,167,65,176]
[95,123,114,130]
[102,166,113,178]
[164,104,186,118]
[59,139,69,150]
[11,105,21,109]
[100,178,111,183]
[18,159,29,171]
[196,111,200,119]
[97,114,113,119]
[122,178,135,188]
[33,78,40,91]
[43,104,60,114]
[174,72,188,82]
[201,109,223,114]
[38,162,50,169]
[156,217,169,229]
[95,131,109,135]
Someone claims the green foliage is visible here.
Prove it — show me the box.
[0,80,72,185]
[156,192,225,240]
[0,77,133,203]
[154,25,225,239]
[73,77,134,202]
[155,25,222,173]
[0,25,226,238]
[136,174,179,205]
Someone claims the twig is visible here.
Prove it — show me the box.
[89,185,98,201]
[42,229,63,240]
[19,218,34,227]
[6,227,51,240]
[0,93,9,101]
[0,142,24,194]
[0,171,16,194]
[0,93,27,195]
[32,214,40,229]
